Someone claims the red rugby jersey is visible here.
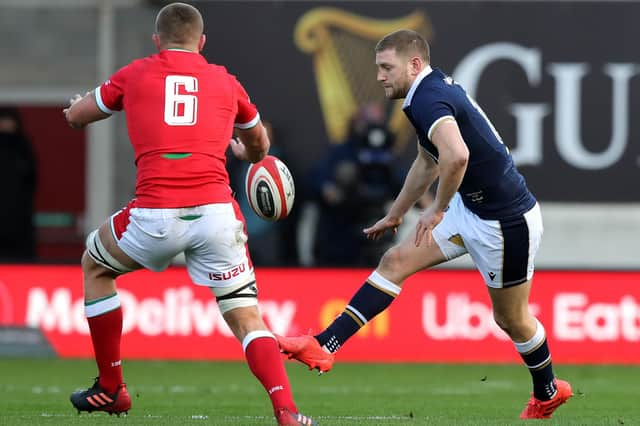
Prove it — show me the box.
[95,49,259,208]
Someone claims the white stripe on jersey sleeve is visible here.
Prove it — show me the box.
[427,115,455,141]
[94,86,115,115]
[234,112,260,130]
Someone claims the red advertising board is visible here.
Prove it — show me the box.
[0,266,638,363]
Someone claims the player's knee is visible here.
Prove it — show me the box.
[493,310,529,338]
[81,250,91,269]
[81,250,99,275]
[223,306,266,340]
[81,249,115,282]
[379,245,407,273]
[493,311,512,334]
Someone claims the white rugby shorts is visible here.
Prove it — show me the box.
[432,193,543,288]
[110,200,255,290]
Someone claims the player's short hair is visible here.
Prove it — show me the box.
[155,2,204,45]
[375,29,430,62]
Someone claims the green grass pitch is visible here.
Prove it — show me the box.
[0,359,638,425]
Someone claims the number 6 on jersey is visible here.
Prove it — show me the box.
[164,75,198,125]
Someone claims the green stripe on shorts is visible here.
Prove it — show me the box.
[179,215,203,221]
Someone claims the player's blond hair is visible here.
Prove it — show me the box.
[155,2,204,45]
[375,29,430,62]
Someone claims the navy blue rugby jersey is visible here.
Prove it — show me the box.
[402,67,536,220]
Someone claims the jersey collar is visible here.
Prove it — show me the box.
[402,65,433,109]
[165,48,196,53]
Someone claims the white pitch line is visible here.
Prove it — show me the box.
[39,413,414,421]
[321,416,414,420]
[222,415,413,421]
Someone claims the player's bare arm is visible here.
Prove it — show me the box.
[231,121,270,163]
[63,91,110,129]
[364,144,438,240]
[415,119,468,246]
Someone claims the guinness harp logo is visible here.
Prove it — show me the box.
[294,7,432,149]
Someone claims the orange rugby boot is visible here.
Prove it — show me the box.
[276,334,334,373]
[520,379,573,419]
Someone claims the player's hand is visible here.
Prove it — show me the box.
[68,93,83,108]
[63,94,85,129]
[414,206,444,247]
[363,215,403,240]
[230,137,249,161]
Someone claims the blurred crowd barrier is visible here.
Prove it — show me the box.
[1,265,638,363]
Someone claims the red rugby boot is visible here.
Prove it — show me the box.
[520,379,573,419]
[276,334,334,374]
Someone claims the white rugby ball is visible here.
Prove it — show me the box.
[245,155,295,221]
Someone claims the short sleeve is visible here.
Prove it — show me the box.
[232,77,260,130]
[95,65,128,114]
[411,94,456,141]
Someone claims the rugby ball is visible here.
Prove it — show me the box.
[245,155,295,221]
